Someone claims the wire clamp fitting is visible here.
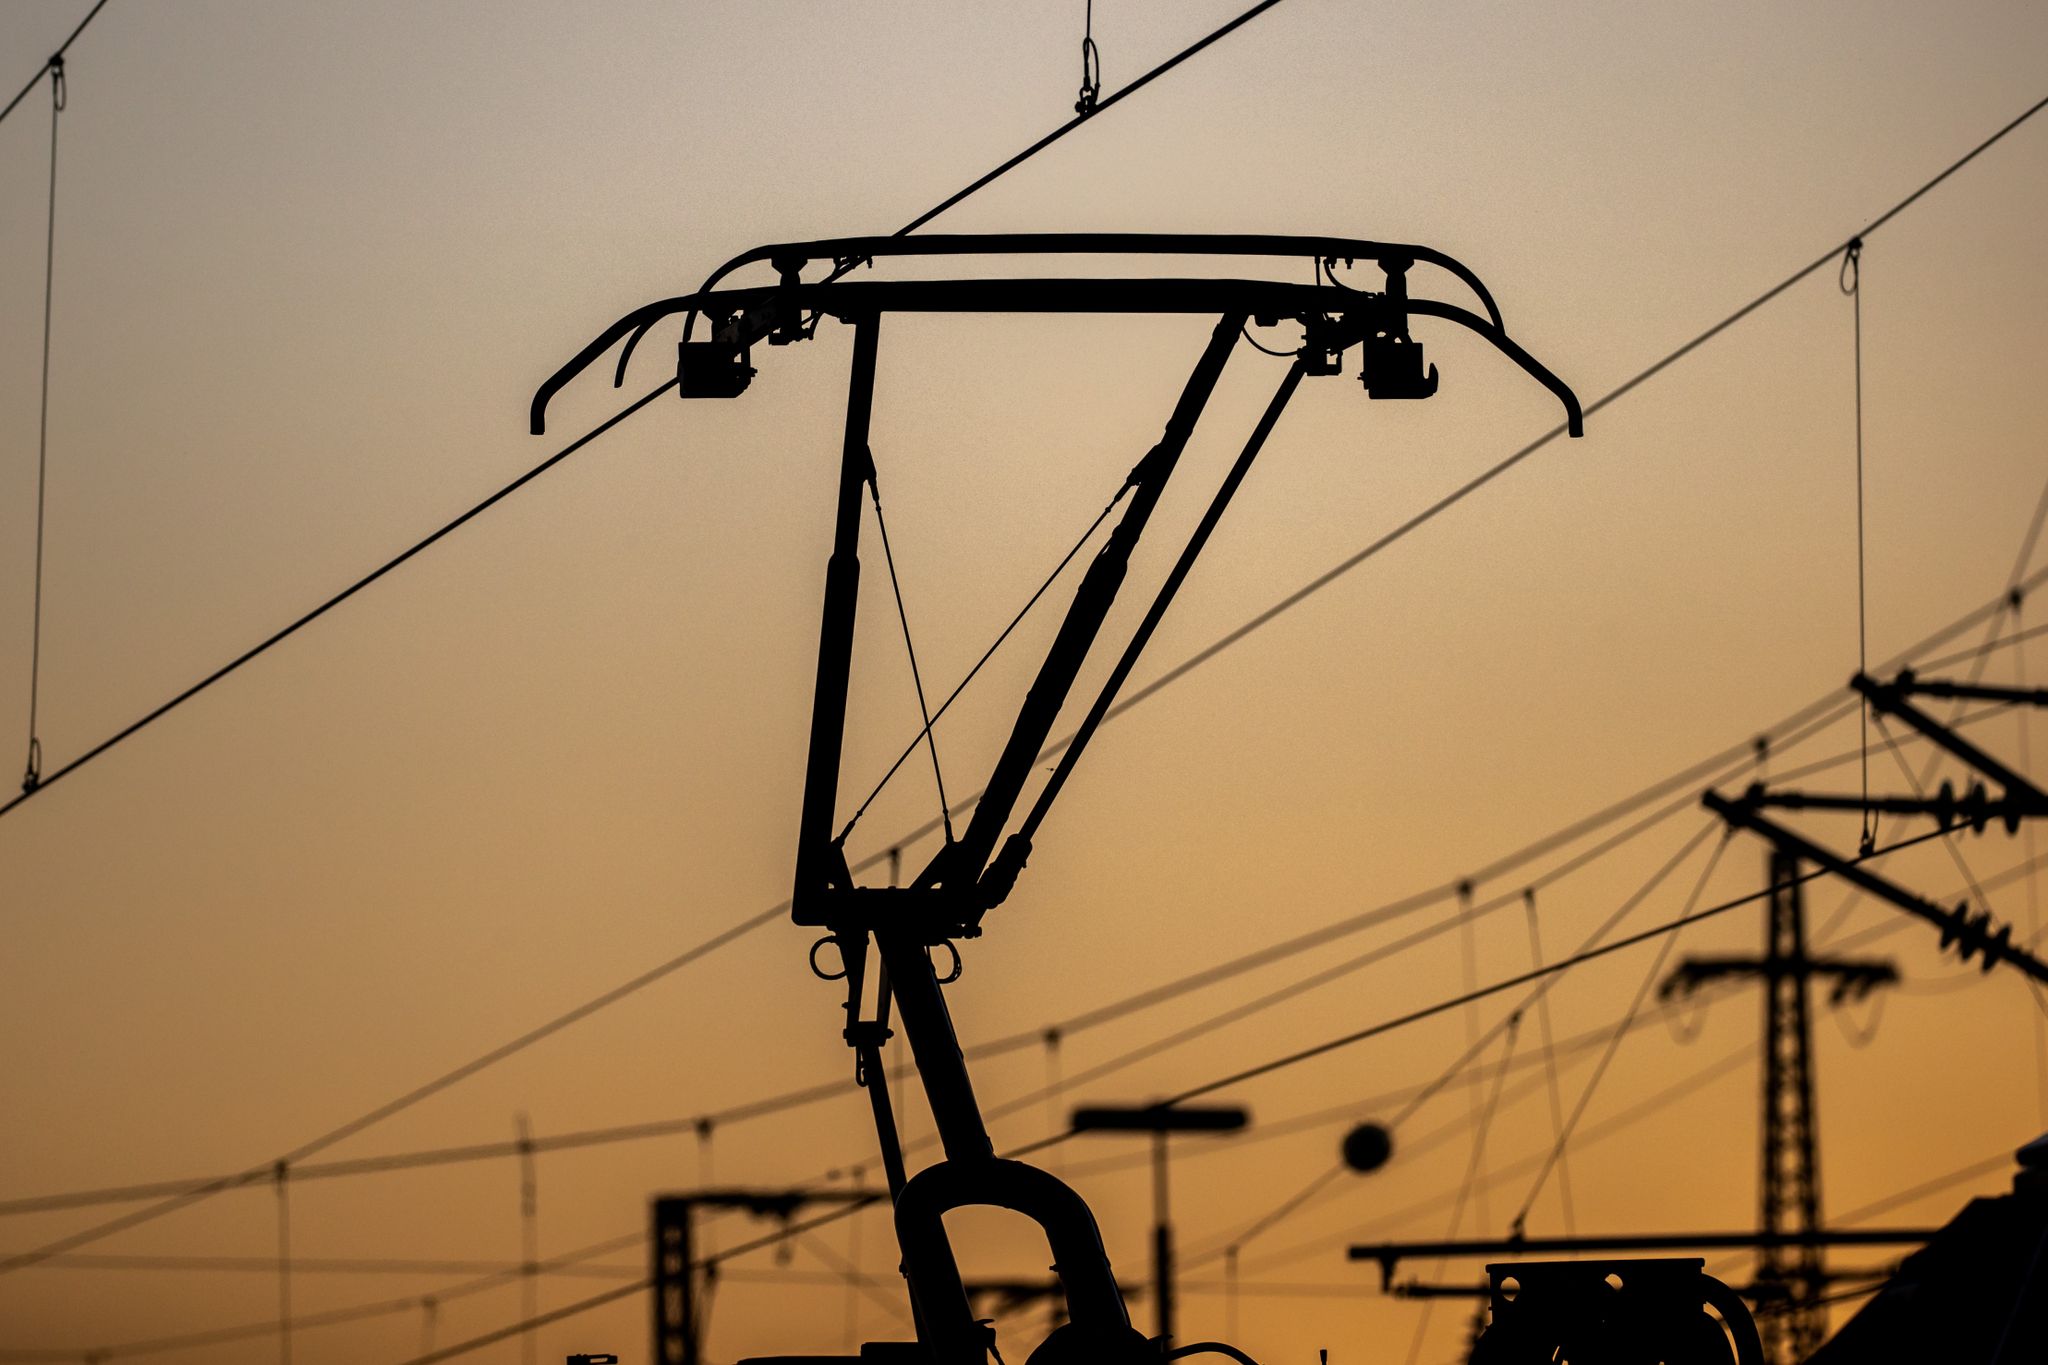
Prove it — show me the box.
[1075,5,1101,117]
[1839,237,1861,295]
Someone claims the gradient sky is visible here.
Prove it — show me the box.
[3,3,2048,1363]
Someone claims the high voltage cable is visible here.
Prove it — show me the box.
[1399,1015,1522,1365]
[1237,1045,1759,1280]
[391,841,1866,1365]
[89,828,2007,1364]
[0,1230,650,1364]
[1,1008,1723,1293]
[0,379,679,822]
[1065,986,1745,1186]
[1,968,1732,1222]
[67,837,2023,1362]
[0,707,1947,1226]
[1512,832,1731,1226]
[0,826,748,1273]
[1137,825,1954,1114]
[0,696,2019,1324]
[1005,1042,1764,1321]
[0,688,2018,1225]
[1180,817,1729,1267]
[0,0,109,127]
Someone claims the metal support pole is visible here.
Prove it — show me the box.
[652,1197,696,1365]
[1755,850,1825,1365]
[517,1115,538,1365]
[793,314,881,923]
[1705,789,2048,981]
[1152,1130,1173,1347]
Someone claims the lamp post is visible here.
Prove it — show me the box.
[1070,1102,1248,1348]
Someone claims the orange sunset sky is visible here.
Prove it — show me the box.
[3,3,2048,1363]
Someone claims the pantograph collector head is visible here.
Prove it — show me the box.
[537,232,1582,1365]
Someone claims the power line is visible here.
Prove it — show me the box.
[0,677,2018,1227]
[1177,818,1728,1265]
[0,0,109,127]
[7,1252,642,1278]
[1143,826,1952,1113]
[1236,1043,1758,1278]
[1399,1015,1522,1365]
[388,905,1780,1365]
[0,850,755,1274]
[0,379,678,822]
[378,835,2047,1362]
[385,828,1964,1363]
[0,1230,651,1363]
[1069,985,1744,1187]
[0,699,2015,1326]
[1512,833,1732,1227]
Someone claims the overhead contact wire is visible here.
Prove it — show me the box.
[0,380,677,820]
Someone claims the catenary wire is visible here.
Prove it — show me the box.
[0,689,2013,1225]
[1224,1042,1759,1279]
[0,379,679,822]
[337,820,1994,1362]
[1511,832,1731,1226]
[0,844,757,1273]
[227,833,2035,1362]
[1175,819,1726,1266]
[1136,826,1952,1115]
[1400,1014,1521,1365]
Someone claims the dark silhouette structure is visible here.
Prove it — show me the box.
[542,235,1582,1365]
[1705,670,2048,986]
[1806,1134,2048,1365]
[652,1188,882,1365]
[1659,851,1897,1362]
[1070,1103,1249,1347]
[1464,1259,1763,1365]
[1351,1229,1935,1287]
